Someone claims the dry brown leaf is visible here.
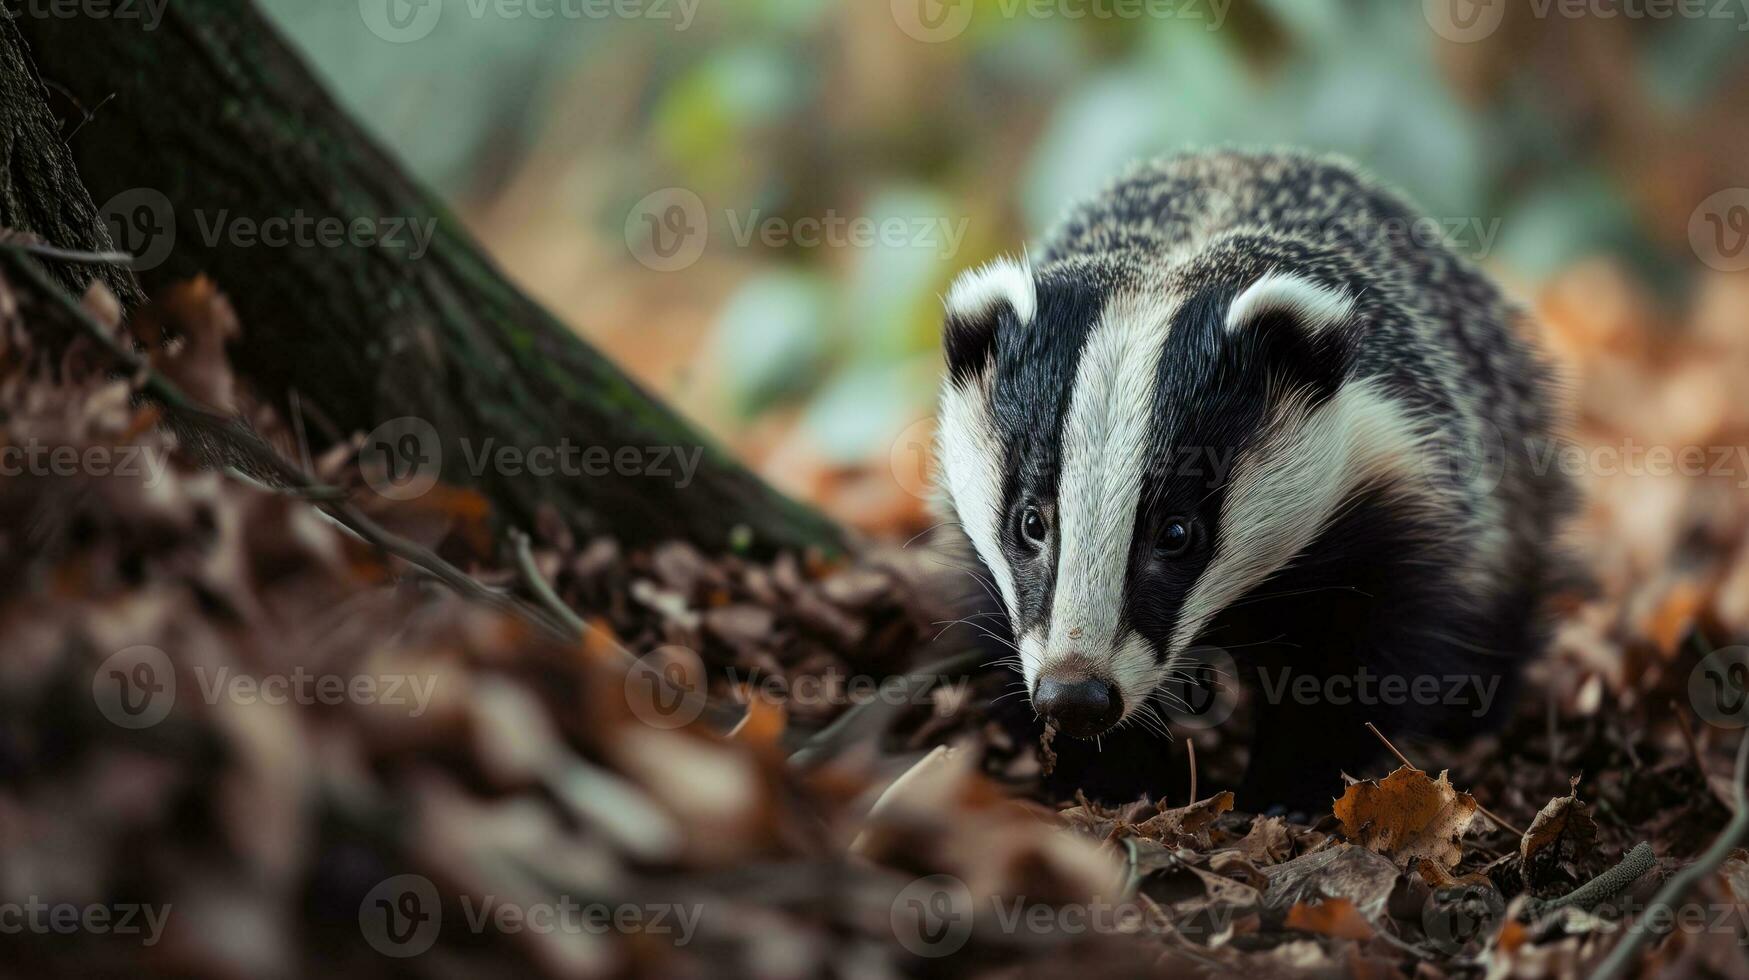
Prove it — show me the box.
[1264,844,1400,924]
[1234,814,1294,866]
[1284,896,1376,941]
[1333,766,1478,870]
[1519,777,1597,891]
[1132,791,1234,848]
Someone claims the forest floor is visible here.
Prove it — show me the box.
[2,256,1747,978]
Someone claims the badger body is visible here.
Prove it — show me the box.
[934,149,1568,810]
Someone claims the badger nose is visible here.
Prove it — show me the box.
[1034,672,1122,737]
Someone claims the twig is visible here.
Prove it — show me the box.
[1523,841,1655,916]
[508,528,744,733]
[0,230,136,267]
[1366,722,1525,838]
[1120,837,1142,899]
[508,529,590,639]
[1591,730,1749,980]
[1186,737,1198,805]
[0,245,569,642]
[787,647,991,768]
[1671,700,1710,779]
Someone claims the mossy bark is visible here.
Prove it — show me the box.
[14,2,843,555]
[0,20,142,306]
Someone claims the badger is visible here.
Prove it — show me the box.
[933,149,1569,810]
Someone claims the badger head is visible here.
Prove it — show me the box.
[933,253,1439,738]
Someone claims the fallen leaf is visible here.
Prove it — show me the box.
[1285,897,1375,941]
[1264,844,1401,924]
[1333,766,1478,870]
[1234,814,1293,866]
[1519,778,1598,891]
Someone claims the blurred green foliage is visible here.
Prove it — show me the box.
[263,0,1746,464]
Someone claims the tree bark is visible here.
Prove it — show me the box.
[13,2,843,555]
[0,20,142,306]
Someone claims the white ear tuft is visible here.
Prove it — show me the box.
[946,256,1037,325]
[1225,271,1354,336]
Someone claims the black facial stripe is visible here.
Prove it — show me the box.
[988,273,1106,637]
[1125,284,1276,657]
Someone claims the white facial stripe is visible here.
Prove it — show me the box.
[1040,291,1175,698]
[1169,380,1434,656]
[946,256,1037,325]
[938,372,1020,625]
[1226,271,1354,336]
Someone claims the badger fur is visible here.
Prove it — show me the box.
[933,149,1569,810]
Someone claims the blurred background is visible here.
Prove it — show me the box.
[264,0,1749,545]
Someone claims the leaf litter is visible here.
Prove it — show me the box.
[1,256,1748,977]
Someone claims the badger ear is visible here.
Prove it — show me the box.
[942,257,1035,386]
[1224,271,1355,404]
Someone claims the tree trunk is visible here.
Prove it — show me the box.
[0,21,142,307]
[13,2,843,555]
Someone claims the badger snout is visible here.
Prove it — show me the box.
[1033,666,1123,737]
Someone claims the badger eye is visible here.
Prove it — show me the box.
[1155,518,1193,559]
[1019,506,1048,547]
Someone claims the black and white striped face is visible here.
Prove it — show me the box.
[935,257,1431,738]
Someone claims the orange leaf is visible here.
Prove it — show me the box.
[1333,766,1478,870]
[1285,897,1375,942]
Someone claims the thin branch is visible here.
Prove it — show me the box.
[1186,737,1198,806]
[1523,841,1655,915]
[1671,700,1709,780]
[0,245,569,642]
[788,647,990,768]
[0,235,137,267]
[1591,730,1749,980]
[1366,722,1525,838]
[508,528,590,638]
[508,528,745,733]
